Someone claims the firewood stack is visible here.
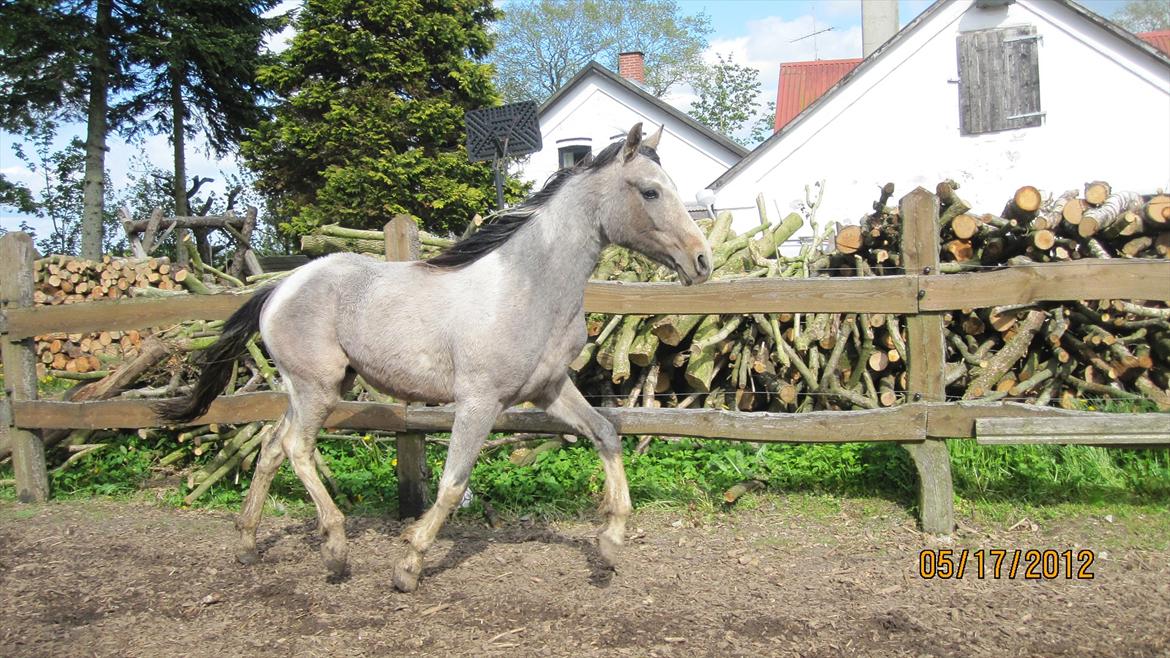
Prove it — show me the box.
[828,181,1170,409]
[30,255,189,378]
[569,181,1169,414]
[833,181,1170,272]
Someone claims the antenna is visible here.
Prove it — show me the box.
[789,27,835,43]
[788,3,836,59]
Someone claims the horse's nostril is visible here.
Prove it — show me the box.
[696,253,709,274]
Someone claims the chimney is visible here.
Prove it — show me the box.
[861,0,898,58]
[618,51,645,84]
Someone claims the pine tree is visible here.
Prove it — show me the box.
[0,0,137,259]
[242,0,509,236]
[119,0,283,261]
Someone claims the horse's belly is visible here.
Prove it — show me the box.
[347,345,456,404]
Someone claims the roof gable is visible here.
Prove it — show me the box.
[539,61,749,158]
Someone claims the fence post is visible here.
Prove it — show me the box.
[0,233,50,502]
[899,188,954,535]
[385,215,430,519]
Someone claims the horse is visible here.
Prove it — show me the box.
[157,123,712,592]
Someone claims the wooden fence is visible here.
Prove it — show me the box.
[3,188,1169,532]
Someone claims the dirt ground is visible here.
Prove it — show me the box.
[1,496,1167,658]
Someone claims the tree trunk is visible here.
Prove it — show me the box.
[171,62,191,268]
[81,0,112,261]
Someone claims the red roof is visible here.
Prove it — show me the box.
[773,58,862,132]
[1138,30,1170,56]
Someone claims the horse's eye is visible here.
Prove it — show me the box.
[641,189,659,200]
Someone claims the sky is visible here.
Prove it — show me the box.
[0,0,1134,237]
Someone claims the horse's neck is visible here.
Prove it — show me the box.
[494,179,605,294]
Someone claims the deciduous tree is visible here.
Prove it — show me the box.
[491,0,711,100]
[1112,0,1170,32]
[688,53,763,146]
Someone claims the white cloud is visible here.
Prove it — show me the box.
[672,11,863,143]
[1,164,36,187]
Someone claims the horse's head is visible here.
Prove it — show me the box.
[599,123,712,286]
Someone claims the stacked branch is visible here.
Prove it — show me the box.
[298,223,453,259]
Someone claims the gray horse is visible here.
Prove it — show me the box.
[158,123,712,591]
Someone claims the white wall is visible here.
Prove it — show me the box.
[522,73,741,204]
[712,0,1170,244]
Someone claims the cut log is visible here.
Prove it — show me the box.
[1003,185,1042,221]
[1084,181,1111,206]
[835,225,865,254]
[650,314,705,346]
[1144,194,1170,226]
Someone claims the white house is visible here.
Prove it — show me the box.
[707,0,1170,246]
[519,54,747,206]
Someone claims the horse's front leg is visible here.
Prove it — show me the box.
[537,377,630,568]
[392,397,502,592]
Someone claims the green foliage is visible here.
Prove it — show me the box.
[50,442,156,498]
[750,101,776,145]
[0,173,36,214]
[949,440,1170,503]
[242,0,515,237]
[119,0,283,155]
[1111,0,1170,31]
[6,423,1167,521]
[0,0,100,132]
[119,0,283,216]
[0,0,143,259]
[491,0,712,100]
[688,52,764,147]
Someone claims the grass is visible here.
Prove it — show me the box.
[3,420,1167,528]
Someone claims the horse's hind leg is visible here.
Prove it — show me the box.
[282,378,349,576]
[393,397,502,592]
[537,377,630,567]
[235,417,288,564]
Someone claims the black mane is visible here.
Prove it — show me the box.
[424,141,660,269]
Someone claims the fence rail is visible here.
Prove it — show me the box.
[18,395,1164,445]
[3,188,1169,530]
[6,260,1168,339]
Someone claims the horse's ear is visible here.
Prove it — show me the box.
[623,122,643,162]
[643,124,663,150]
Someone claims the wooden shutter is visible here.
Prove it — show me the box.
[957,25,1042,135]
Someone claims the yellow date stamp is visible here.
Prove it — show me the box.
[918,549,1096,580]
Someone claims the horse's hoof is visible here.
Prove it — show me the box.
[321,543,349,577]
[598,533,622,568]
[236,549,260,566]
[324,556,349,578]
[392,565,420,592]
[393,550,425,592]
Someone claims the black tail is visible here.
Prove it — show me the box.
[155,285,279,424]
